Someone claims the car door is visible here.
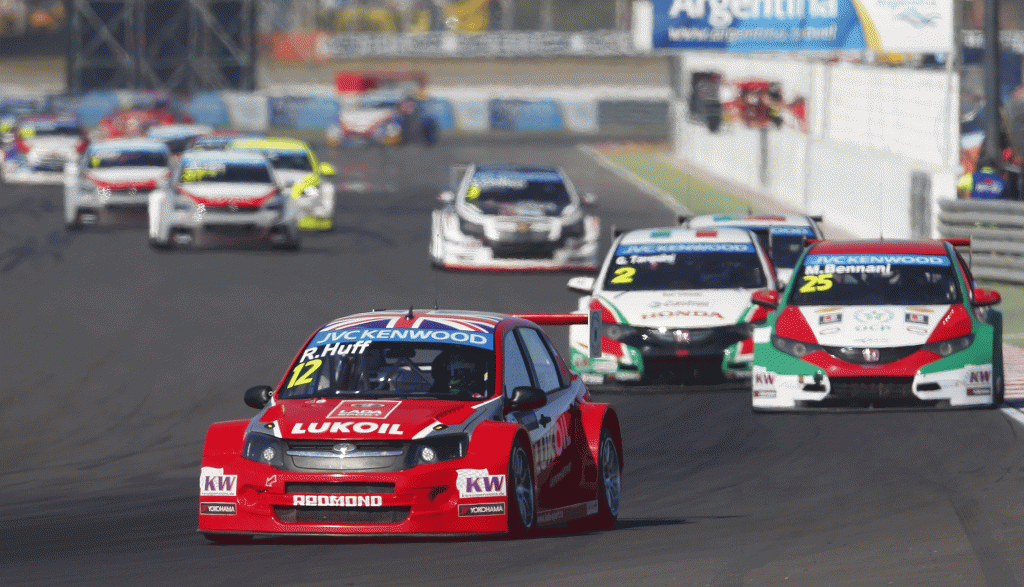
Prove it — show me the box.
[503,327,579,508]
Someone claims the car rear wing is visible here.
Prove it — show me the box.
[512,311,602,358]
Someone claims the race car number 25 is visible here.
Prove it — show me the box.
[800,274,833,293]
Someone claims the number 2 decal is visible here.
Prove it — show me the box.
[610,267,636,284]
[287,359,322,388]
[799,274,833,293]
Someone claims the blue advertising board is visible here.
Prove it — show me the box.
[650,0,952,53]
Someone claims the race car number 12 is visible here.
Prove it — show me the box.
[800,274,833,293]
[287,359,322,388]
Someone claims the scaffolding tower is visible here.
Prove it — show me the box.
[66,0,257,94]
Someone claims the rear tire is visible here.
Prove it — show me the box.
[507,439,535,537]
[570,428,620,532]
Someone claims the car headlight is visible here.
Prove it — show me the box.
[264,193,284,211]
[459,217,485,238]
[562,217,585,238]
[771,335,823,358]
[411,434,467,466]
[921,334,974,357]
[604,323,639,341]
[242,432,286,467]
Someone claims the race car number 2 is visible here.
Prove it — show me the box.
[610,267,635,284]
[287,359,322,388]
[799,273,833,293]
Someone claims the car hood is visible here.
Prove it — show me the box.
[273,398,482,440]
[599,289,755,327]
[177,182,277,206]
[341,108,393,132]
[84,167,168,187]
[796,305,952,347]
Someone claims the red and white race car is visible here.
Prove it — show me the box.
[198,309,621,541]
[94,101,193,140]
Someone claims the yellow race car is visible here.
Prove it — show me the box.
[228,137,336,230]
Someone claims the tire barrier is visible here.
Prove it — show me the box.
[937,199,1024,284]
[30,88,671,139]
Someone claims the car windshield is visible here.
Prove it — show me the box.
[465,171,570,216]
[278,339,495,400]
[602,242,766,290]
[179,160,271,183]
[789,252,962,305]
[23,122,80,137]
[89,149,168,168]
[253,149,312,171]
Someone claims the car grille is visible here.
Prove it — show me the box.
[203,224,262,237]
[104,203,147,213]
[821,345,921,364]
[205,204,262,214]
[284,440,411,472]
[285,482,396,494]
[829,377,916,399]
[273,506,411,524]
[490,242,558,259]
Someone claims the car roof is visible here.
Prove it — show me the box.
[147,124,213,137]
[316,309,506,335]
[686,213,814,228]
[473,163,561,175]
[805,240,951,256]
[229,137,309,152]
[89,138,170,151]
[618,227,759,246]
[180,150,268,165]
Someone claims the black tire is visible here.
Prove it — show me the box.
[993,373,1005,406]
[203,533,252,544]
[272,237,301,251]
[148,238,172,251]
[570,428,620,532]
[507,439,535,537]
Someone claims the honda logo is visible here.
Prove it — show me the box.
[862,348,879,362]
[673,330,690,344]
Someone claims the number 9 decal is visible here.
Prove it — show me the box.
[610,267,636,284]
[799,274,833,293]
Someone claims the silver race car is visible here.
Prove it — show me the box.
[430,164,599,271]
[148,150,300,250]
[65,138,171,228]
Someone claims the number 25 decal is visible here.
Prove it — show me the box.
[610,267,636,284]
[287,359,322,388]
[800,274,833,293]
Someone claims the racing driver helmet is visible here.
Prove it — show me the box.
[431,351,487,398]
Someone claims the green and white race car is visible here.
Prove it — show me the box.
[750,238,1004,410]
[567,227,779,385]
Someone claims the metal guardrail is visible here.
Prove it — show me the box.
[937,199,1024,284]
[315,31,635,59]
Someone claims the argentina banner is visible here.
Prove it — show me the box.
[650,0,953,52]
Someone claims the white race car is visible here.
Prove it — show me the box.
[680,213,823,286]
[65,138,171,228]
[148,150,300,250]
[567,227,779,384]
[430,163,599,271]
[1,114,88,184]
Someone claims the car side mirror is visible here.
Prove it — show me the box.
[567,276,595,295]
[973,287,1001,307]
[438,190,455,204]
[751,289,780,309]
[244,385,274,409]
[509,386,547,411]
[581,192,597,206]
[319,162,336,176]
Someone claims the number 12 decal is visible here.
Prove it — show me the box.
[800,274,833,293]
[287,359,322,388]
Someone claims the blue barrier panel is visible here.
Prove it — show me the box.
[488,99,563,132]
[294,96,340,130]
[186,92,230,127]
[46,94,82,116]
[423,98,456,131]
[268,96,312,129]
[74,91,119,127]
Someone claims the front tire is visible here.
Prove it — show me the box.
[507,439,535,537]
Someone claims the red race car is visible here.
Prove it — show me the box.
[198,309,621,541]
[95,98,193,139]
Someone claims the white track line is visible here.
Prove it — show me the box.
[577,144,689,215]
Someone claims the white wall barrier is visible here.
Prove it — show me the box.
[674,54,961,240]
